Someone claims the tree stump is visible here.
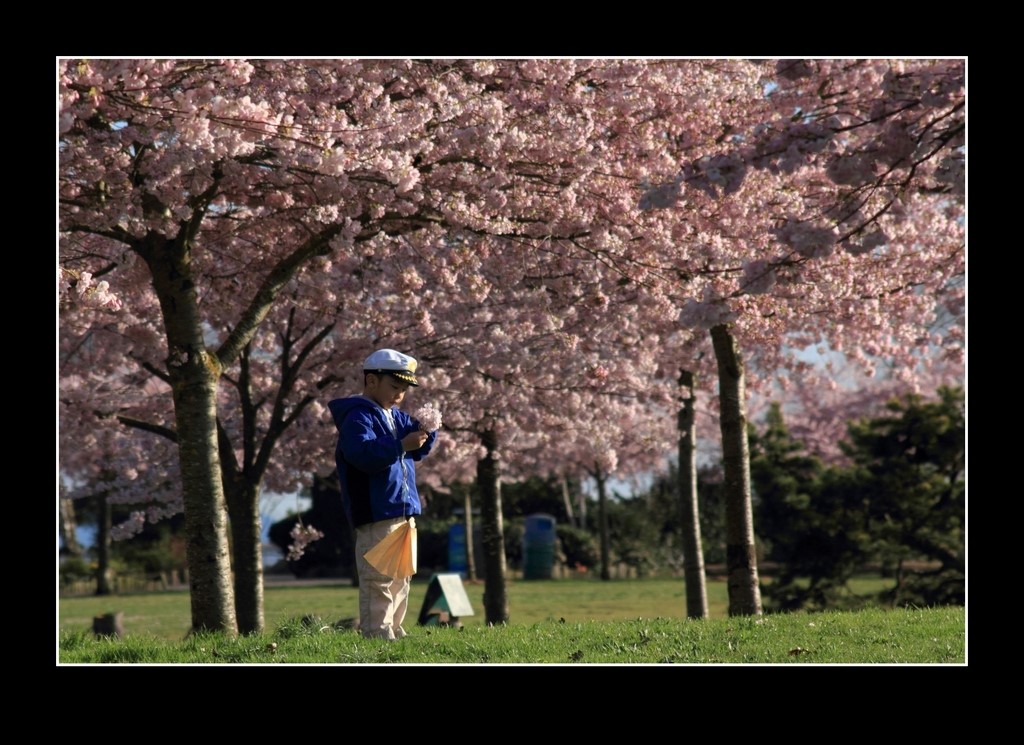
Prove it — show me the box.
[93,612,124,639]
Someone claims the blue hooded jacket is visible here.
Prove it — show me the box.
[328,395,437,529]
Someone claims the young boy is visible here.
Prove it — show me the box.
[328,348,437,640]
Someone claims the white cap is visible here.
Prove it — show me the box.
[363,348,419,386]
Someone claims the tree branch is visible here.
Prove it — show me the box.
[115,415,177,442]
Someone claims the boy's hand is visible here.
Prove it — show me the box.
[401,430,429,451]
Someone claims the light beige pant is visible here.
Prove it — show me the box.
[355,517,412,640]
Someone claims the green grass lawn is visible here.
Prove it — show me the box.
[57,574,966,664]
[61,575,726,641]
[61,573,896,640]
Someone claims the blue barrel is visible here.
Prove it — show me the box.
[522,513,557,580]
[448,523,468,578]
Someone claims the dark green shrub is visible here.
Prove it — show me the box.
[556,525,599,569]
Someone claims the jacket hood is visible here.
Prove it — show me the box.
[328,395,380,430]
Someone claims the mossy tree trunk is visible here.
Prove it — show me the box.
[463,485,478,582]
[596,467,611,581]
[60,494,83,558]
[710,323,763,617]
[140,232,237,635]
[477,428,509,625]
[560,473,577,528]
[678,369,709,619]
[95,489,114,596]
[225,475,264,635]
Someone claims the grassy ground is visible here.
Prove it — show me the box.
[60,574,897,639]
[58,574,965,664]
[60,575,725,641]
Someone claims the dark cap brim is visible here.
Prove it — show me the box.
[368,369,419,386]
[392,371,419,386]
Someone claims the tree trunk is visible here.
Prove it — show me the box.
[225,476,265,635]
[463,486,477,582]
[578,487,588,531]
[560,473,576,528]
[710,323,763,617]
[477,428,508,624]
[596,468,611,581]
[95,491,113,596]
[678,369,709,619]
[60,495,83,557]
[171,366,237,633]
[142,233,237,635]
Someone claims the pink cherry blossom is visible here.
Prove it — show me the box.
[414,404,443,433]
[286,521,324,562]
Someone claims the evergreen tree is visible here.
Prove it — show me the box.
[751,389,965,611]
[842,386,965,606]
[751,404,868,611]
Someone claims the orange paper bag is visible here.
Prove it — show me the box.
[363,517,418,579]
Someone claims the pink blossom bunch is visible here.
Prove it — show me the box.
[110,510,146,541]
[414,403,443,432]
[59,268,122,311]
[287,522,324,561]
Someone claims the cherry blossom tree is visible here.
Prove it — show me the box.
[633,58,965,615]
[59,58,545,633]
[59,58,964,632]
[58,58,681,630]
